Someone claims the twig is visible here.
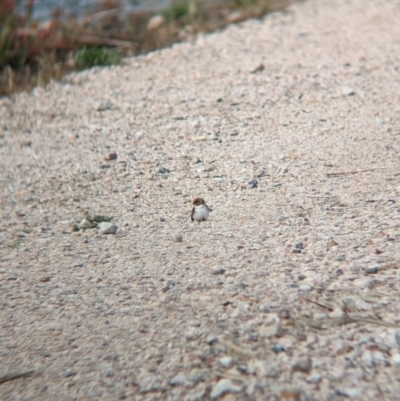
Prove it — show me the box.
[220,336,254,359]
[327,168,387,177]
[302,298,334,312]
[0,370,37,385]
[71,34,134,49]
[344,316,400,329]
[215,371,247,383]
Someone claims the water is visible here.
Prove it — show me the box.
[16,0,169,20]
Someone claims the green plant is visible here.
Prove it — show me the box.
[74,46,120,70]
[87,215,112,224]
[0,15,14,69]
[163,1,190,21]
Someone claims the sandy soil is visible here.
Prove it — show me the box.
[1,0,400,399]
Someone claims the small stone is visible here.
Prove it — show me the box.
[365,266,378,274]
[205,335,218,345]
[174,234,183,243]
[97,100,114,111]
[306,373,321,383]
[108,152,117,160]
[250,64,265,74]
[98,222,118,234]
[342,86,354,96]
[147,15,165,31]
[227,11,242,23]
[237,365,248,374]
[259,314,283,338]
[20,140,32,148]
[362,350,386,367]
[271,345,285,353]
[212,268,226,275]
[291,358,312,374]
[210,379,242,399]
[219,356,233,367]
[78,218,94,229]
[395,331,400,348]
[159,167,171,174]
[292,248,301,254]
[298,274,306,280]
[295,242,304,250]
[39,276,51,283]
[61,371,77,378]
[392,353,400,365]
[328,239,338,248]
[249,179,258,188]
[170,374,186,386]
[299,284,312,292]
[84,172,96,181]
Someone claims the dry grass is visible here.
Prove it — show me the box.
[0,0,290,96]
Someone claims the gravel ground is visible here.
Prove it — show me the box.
[2,0,400,399]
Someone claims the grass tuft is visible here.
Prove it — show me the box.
[163,1,190,21]
[74,47,120,70]
[87,215,112,224]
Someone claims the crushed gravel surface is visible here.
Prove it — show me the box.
[1,0,400,399]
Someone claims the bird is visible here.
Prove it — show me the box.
[191,197,211,223]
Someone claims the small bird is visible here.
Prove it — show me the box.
[191,197,211,223]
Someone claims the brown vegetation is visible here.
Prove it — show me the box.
[0,0,289,96]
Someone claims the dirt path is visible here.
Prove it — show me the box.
[1,0,400,399]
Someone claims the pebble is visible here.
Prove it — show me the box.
[299,284,312,292]
[362,350,386,367]
[395,331,400,348]
[205,335,218,345]
[271,345,285,353]
[392,353,400,365]
[98,222,118,234]
[212,268,226,275]
[174,234,183,243]
[170,374,186,386]
[78,218,94,229]
[307,373,321,383]
[248,179,258,188]
[335,388,361,397]
[259,314,282,338]
[97,100,114,111]
[61,371,77,378]
[147,15,165,31]
[219,356,233,367]
[365,266,378,274]
[295,242,304,249]
[227,11,242,23]
[291,358,312,373]
[342,86,355,96]
[210,379,242,399]
[158,167,170,174]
